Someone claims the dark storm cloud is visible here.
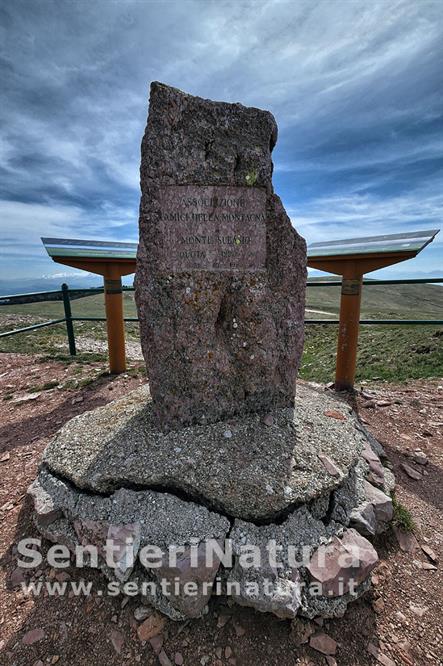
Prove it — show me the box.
[0,0,442,279]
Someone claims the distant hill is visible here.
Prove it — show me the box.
[0,274,134,296]
[306,277,443,319]
[0,280,442,321]
[0,276,102,296]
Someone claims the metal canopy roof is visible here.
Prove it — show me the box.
[41,237,138,260]
[307,229,439,258]
[42,228,439,264]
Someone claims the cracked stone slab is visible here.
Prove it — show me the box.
[28,467,230,618]
[42,382,366,521]
[227,505,329,618]
[31,468,230,548]
[226,508,377,619]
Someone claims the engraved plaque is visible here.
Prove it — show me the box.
[157,185,267,272]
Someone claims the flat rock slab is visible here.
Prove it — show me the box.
[42,382,365,521]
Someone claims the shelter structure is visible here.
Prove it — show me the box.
[42,237,137,373]
[42,228,439,382]
[307,229,439,389]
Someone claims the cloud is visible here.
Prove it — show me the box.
[0,199,137,278]
[292,184,442,277]
[291,187,443,233]
[0,0,442,281]
[42,271,93,280]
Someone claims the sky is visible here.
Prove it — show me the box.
[0,0,442,290]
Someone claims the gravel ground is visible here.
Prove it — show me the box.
[74,336,144,360]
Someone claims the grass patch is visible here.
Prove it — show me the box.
[0,292,137,319]
[27,379,60,392]
[306,280,443,319]
[45,352,107,365]
[0,322,69,355]
[300,324,443,384]
[0,319,108,364]
[4,283,442,321]
[126,364,147,378]
[392,495,416,533]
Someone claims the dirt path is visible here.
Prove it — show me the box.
[74,336,144,360]
[305,309,335,317]
[0,353,442,666]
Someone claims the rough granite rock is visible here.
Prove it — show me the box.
[226,507,379,619]
[73,519,141,582]
[361,440,385,487]
[300,578,373,620]
[153,539,225,617]
[42,382,366,521]
[350,502,378,536]
[28,476,64,527]
[128,565,188,621]
[135,82,306,430]
[37,517,78,552]
[307,528,378,597]
[363,481,393,528]
[356,422,386,459]
[349,479,393,536]
[28,79,396,624]
[329,461,366,526]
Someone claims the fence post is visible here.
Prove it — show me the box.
[61,283,76,356]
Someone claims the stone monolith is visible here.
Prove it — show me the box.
[135,82,306,429]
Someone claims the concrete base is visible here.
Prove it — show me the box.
[29,382,395,621]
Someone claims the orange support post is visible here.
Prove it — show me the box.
[103,269,126,374]
[335,273,363,391]
[43,255,135,375]
[306,250,433,392]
